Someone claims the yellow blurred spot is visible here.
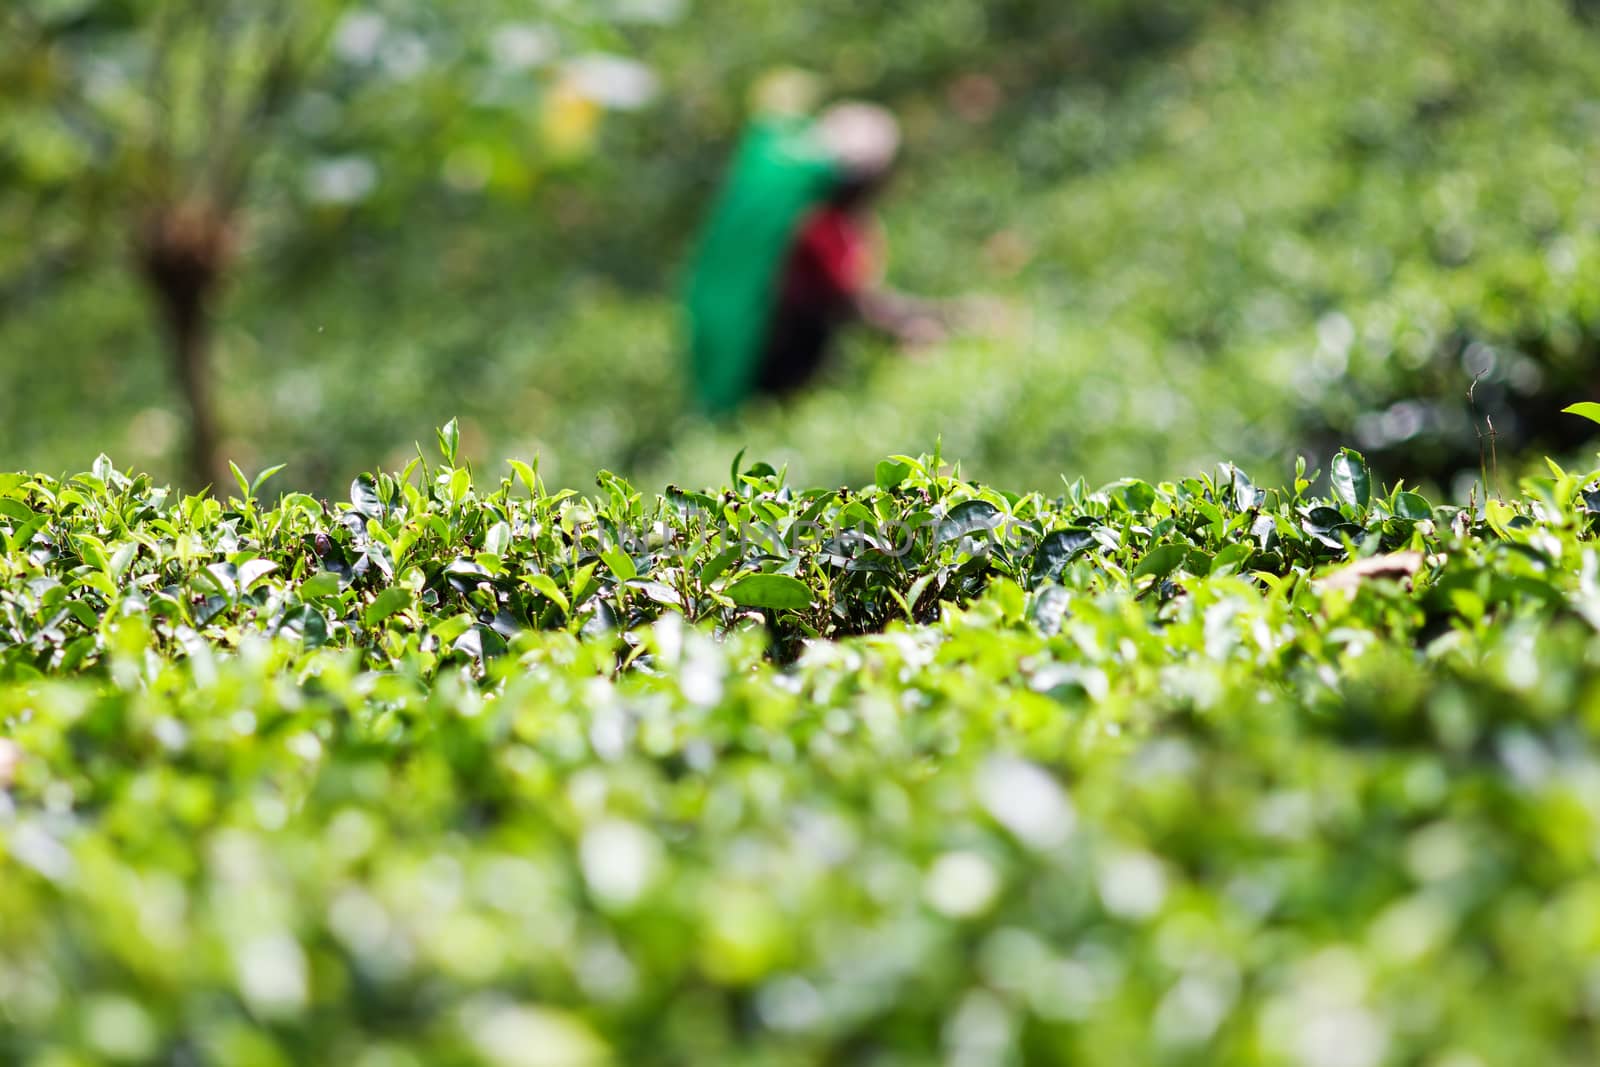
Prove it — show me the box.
[748,67,822,118]
[542,82,602,160]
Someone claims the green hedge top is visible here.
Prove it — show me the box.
[4,434,1593,682]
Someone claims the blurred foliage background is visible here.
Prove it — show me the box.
[5,0,1600,496]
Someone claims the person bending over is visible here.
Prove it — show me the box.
[684,102,946,414]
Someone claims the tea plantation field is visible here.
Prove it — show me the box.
[11,0,1600,498]
[6,435,1600,1064]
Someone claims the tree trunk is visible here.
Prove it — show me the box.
[136,201,234,490]
[160,285,223,490]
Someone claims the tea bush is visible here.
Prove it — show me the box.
[7,438,1600,1063]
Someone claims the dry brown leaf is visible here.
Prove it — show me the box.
[0,739,20,789]
[1318,551,1424,592]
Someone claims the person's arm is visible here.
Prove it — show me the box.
[792,207,952,348]
[854,288,948,346]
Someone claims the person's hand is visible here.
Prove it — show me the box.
[895,313,947,350]
[942,295,1016,337]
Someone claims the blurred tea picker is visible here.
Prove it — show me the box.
[684,77,960,415]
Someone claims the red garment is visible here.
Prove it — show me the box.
[779,206,872,312]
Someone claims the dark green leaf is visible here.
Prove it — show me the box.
[1305,506,1345,532]
[1392,492,1433,521]
[1330,448,1371,511]
[937,500,1001,544]
[350,476,384,520]
[1220,463,1261,510]
[1132,543,1189,580]
[1031,529,1094,581]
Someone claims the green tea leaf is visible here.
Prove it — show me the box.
[0,499,39,523]
[528,573,571,615]
[250,464,288,497]
[1392,491,1433,521]
[875,460,912,490]
[1032,529,1094,581]
[937,500,1001,544]
[601,546,637,581]
[508,458,539,497]
[364,586,412,626]
[238,559,278,591]
[229,461,251,501]
[350,476,384,519]
[300,571,343,599]
[1132,543,1189,580]
[1330,448,1371,512]
[438,418,461,464]
[1562,401,1600,427]
[726,573,813,610]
